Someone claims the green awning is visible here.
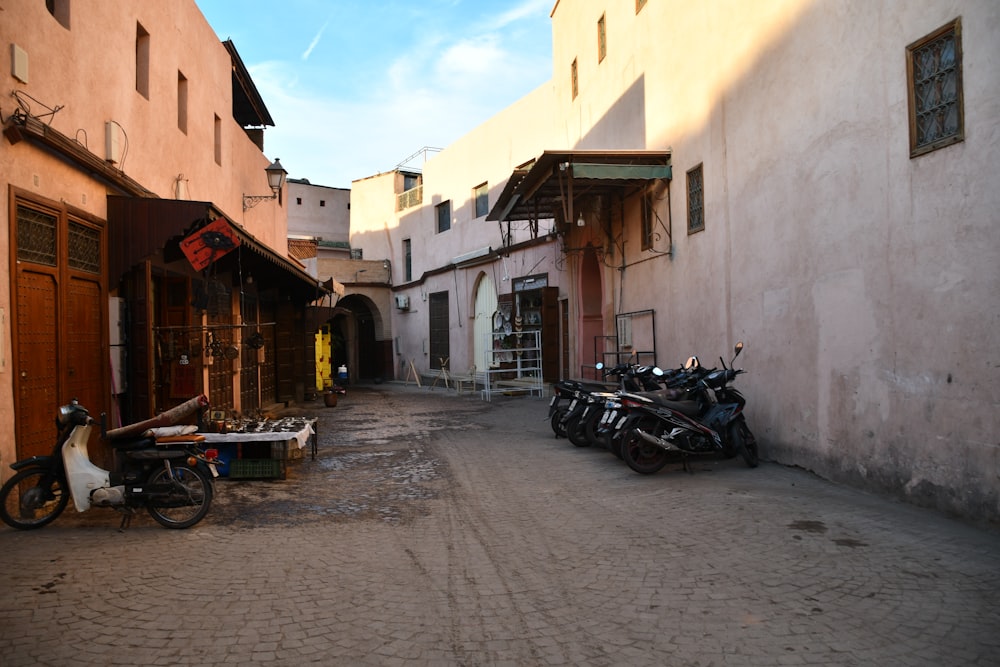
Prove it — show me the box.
[571,163,672,180]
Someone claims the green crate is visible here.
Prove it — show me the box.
[229,459,283,479]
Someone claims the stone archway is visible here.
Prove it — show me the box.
[331,294,388,383]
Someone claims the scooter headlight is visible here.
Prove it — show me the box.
[57,404,75,426]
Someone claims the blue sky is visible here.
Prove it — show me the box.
[196,0,554,188]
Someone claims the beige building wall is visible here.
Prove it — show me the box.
[350,84,563,378]
[0,0,293,470]
[546,0,1000,521]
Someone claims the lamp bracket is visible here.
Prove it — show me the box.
[242,192,277,211]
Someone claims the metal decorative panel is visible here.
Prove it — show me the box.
[16,205,57,266]
[68,221,101,274]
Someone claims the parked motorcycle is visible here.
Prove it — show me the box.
[618,342,759,474]
[0,395,219,530]
[548,377,614,438]
[597,360,702,459]
[571,362,671,449]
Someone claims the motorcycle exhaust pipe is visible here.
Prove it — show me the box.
[635,428,682,452]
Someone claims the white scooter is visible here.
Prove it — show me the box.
[0,395,219,530]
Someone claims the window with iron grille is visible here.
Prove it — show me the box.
[436,200,451,233]
[906,19,963,157]
[350,248,363,260]
[16,205,57,266]
[687,164,704,234]
[68,221,101,274]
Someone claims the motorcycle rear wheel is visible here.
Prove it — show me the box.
[0,468,69,530]
[565,414,590,447]
[730,419,759,468]
[550,409,567,438]
[583,410,607,449]
[608,433,625,459]
[621,422,671,474]
[145,463,213,529]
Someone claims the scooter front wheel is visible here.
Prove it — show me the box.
[730,418,759,468]
[145,463,213,529]
[0,468,69,530]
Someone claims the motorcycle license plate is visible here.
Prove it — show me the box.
[549,396,557,406]
[568,399,577,411]
[209,463,219,478]
[615,416,628,430]
[603,410,617,424]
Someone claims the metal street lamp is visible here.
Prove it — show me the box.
[243,158,288,211]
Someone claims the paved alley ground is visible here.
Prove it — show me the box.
[1,383,998,666]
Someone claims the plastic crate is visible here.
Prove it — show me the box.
[270,440,303,460]
[229,459,284,479]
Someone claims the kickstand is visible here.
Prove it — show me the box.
[683,456,693,474]
[118,512,133,531]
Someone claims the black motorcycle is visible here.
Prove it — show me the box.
[562,362,665,448]
[618,343,759,474]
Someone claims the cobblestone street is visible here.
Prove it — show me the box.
[1,383,998,666]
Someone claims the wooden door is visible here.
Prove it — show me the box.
[259,294,277,404]
[428,292,450,370]
[240,293,260,412]
[540,286,559,382]
[12,200,107,460]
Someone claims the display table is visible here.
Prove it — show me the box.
[200,418,318,478]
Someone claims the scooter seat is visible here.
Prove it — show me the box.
[635,390,702,418]
[154,434,206,445]
[107,436,157,450]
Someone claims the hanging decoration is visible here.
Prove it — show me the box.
[180,217,240,271]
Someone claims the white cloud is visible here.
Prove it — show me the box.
[301,22,328,61]
[245,2,552,187]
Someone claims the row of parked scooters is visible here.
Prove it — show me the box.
[547,342,759,474]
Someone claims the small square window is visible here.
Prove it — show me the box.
[473,182,489,218]
[597,14,607,63]
[571,58,578,100]
[320,200,325,207]
[403,238,412,282]
[177,71,188,133]
[436,201,451,233]
[687,164,704,234]
[906,18,963,157]
[296,197,302,205]
[136,23,150,99]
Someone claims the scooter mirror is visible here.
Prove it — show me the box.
[595,362,604,371]
[652,366,664,376]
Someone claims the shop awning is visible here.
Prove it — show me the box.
[108,197,325,303]
[487,150,672,223]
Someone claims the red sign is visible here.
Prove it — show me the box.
[180,218,241,271]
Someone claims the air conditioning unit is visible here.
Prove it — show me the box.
[395,295,410,310]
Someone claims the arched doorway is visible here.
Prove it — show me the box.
[472,273,498,375]
[327,294,388,383]
[579,245,604,373]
